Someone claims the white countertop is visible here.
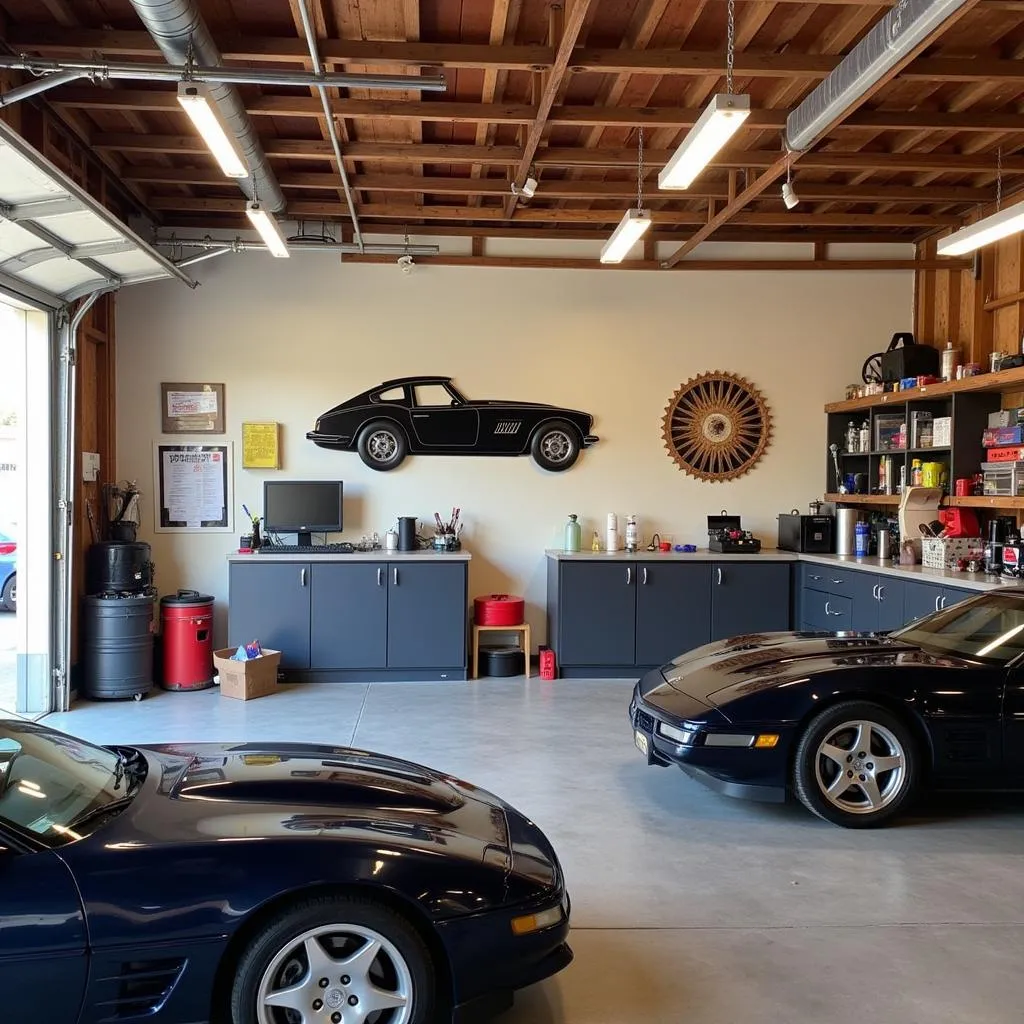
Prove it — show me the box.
[228,550,471,563]
[545,548,1014,593]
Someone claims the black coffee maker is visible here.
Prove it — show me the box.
[985,516,1017,576]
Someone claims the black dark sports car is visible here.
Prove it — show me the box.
[629,588,1024,827]
[0,719,571,1023]
[306,376,598,472]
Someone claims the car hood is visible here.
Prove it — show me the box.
[659,631,974,708]
[96,742,516,864]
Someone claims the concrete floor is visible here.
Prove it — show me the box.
[46,677,1024,1024]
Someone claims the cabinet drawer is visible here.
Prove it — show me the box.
[804,588,853,631]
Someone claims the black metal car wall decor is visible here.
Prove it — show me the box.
[307,376,599,472]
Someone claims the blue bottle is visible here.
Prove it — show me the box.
[854,521,870,557]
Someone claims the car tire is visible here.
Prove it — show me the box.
[793,700,918,828]
[2,574,15,613]
[357,421,408,471]
[230,894,434,1024]
[530,420,581,472]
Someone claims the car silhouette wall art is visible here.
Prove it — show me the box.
[307,376,600,472]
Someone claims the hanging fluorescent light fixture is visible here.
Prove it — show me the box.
[246,200,290,257]
[937,202,1024,256]
[601,128,652,264]
[659,0,749,191]
[177,81,249,178]
[658,94,750,190]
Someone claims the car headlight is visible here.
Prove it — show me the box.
[511,902,565,936]
[658,721,698,745]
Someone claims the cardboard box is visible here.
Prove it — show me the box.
[986,445,1024,463]
[982,426,1024,448]
[921,536,983,570]
[214,648,282,700]
[988,407,1024,428]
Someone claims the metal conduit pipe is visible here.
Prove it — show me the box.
[295,0,365,251]
[127,0,286,213]
[163,237,440,263]
[0,56,447,92]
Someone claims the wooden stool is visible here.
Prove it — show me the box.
[471,623,531,680]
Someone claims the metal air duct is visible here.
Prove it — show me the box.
[128,0,286,212]
[784,0,970,154]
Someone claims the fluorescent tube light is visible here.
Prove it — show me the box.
[177,81,249,179]
[936,201,1024,256]
[657,94,750,190]
[245,200,290,258]
[600,208,652,264]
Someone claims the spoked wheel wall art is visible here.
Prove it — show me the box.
[662,371,772,482]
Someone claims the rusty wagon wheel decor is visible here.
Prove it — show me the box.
[662,371,772,482]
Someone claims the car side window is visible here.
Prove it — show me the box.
[414,384,459,408]
[371,386,410,406]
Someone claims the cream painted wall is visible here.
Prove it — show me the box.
[116,257,912,648]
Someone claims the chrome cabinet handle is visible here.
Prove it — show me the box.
[716,568,723,586]
[878,584,885,600]
[626,567,632,585]
[934,595,941,612]
[300,568,307,587]
[377,567,383,586]
[872,584,879,599]
[830,578,843,585]
[825,600,841,616]
[642,567,648,585]
[940,595,947,609]
[393,567,399,585]
[809,574,823,581]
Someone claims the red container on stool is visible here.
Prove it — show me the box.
[473,594,525,626]
[161,590,215,690]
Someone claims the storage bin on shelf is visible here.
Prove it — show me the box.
[921,536,983,570]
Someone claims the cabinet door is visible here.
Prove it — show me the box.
[558,562,637,666]
[311,563,388,670]
[387,562,467,669]
[228,562,311,669]
[711,563,791,641]
[848,573,882,632]
[903,581,945,624]
[874,577,905,632]
[942,586,975,610]
[635,563,712,666]
[804,589,853,632]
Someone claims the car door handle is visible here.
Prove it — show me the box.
[716,568,723,586]
[642,567,648,585]
[377,567,383,586]
[412,413,429,418]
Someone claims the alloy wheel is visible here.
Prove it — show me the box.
[367,430,398,462]
[257,922,413,1024]
[813,719,906,815]
[540,430,572,463]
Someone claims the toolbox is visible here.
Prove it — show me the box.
[708,512,761,554]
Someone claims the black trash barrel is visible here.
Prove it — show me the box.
[81,593,155,700]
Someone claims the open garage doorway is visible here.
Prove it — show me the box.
[0,298,54,716]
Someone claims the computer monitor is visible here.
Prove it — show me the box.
[263,480,343,547]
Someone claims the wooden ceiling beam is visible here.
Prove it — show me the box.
[119,165,987,204]
[661,0,983,267]
[54,89,1024,135]
[16,28,1024,84]
[95,136,1024,174]
[146,195,958,227]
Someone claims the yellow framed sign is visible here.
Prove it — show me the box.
[242,422,281,469]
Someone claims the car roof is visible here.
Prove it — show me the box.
[372,376,454,389]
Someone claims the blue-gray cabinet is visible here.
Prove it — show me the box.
[546,557,789,677]
[228,557,469,681]
[228,561,312,670]
[711,562,791,641]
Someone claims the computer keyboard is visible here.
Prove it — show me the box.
[257,542,355,554]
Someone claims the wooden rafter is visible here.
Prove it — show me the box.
[661,0,984,267]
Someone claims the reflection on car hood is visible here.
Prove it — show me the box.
[659,631,973,707]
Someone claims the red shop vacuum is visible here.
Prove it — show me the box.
[160,590,215,690]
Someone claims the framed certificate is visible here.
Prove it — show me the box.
[161,382,225,434]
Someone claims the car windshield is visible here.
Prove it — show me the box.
[892,592,1024,665]
[0,719,138,847]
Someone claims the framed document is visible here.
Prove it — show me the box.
[154,442,233,532]
[242,422,281,469]
[161,382,225,434]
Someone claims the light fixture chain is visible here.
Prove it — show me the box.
[637,127,644,211]
[726,0,735,94]
[997,146,1003,211]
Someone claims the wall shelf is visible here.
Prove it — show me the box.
[947,496,1024,509]
[824,493,905,506]
[825,493,1024,511]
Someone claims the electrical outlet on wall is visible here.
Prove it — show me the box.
[83,452,100,482]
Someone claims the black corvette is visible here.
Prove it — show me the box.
[630,588,1024,827]
[0,720,571,1023]
[306,376,598,472]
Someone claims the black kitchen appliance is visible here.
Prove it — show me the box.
[987,515,1018,576]
[878,332,940,383]
[708,512,761,554]
[777,509,834,553]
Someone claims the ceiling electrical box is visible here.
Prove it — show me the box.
[82,452,100,482]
